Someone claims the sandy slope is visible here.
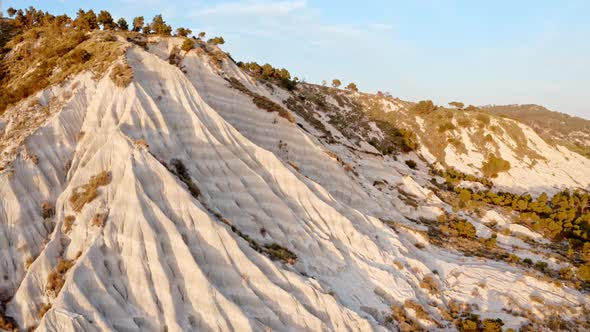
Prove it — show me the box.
[0,38,588,331]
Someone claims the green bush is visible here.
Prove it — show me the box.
[181,38,195,52]
[534,260,548,272]
[208,36,225,45]
[482,318,504,332]
[578,263,590,282]
[455,220,476,239]
[264,243,297,264]
[405,159,417,169]
[176,27,192,37]
[346,82,358,92]
[481,154,510,178]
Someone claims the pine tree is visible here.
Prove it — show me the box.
[97,10,115,30]
[176,27,192,37]
[7,7,17,17]
[132,16,144,32]
[346,82,358,92]
[150,14,172,35]
[117,18,129,31]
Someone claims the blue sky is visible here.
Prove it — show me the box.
[5,0,590,118]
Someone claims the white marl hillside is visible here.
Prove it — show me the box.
[0,35,589,331]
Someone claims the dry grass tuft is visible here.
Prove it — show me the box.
[38,303,52,319]
[69,171,111,212]
[420,275,440,295]
[63,215,76,233]
[110,63,133,88]
[91,213,107,227]
[46,258,74,296]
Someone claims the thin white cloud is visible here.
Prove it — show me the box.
[197,0,306,16]
[370,23,393,31]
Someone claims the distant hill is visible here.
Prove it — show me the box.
[482,104,590,158]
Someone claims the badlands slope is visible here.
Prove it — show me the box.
[0,35,589,331]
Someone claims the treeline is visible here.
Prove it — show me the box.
[237,62,297,90]
[5,6,195,37]
[412,99,481,114]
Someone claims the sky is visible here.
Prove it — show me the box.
[4,0,590,118]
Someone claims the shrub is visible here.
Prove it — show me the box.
[46,258,74,295]
[412,100,436,114]
[481,154,510,178]
[176,27,192,37]
[38,303,52,318]
[91,213,106,227]
[534,260,548,272]
[41,200,55,219]
[331,79,341,88]
[346,82,358,92]
[460,316,479,332]
[110,63,133,88]
[438,122,456,133]
[208,36,225,45]
[455,220,476,239]
[117,17,129,31]
[449,101,464,109]
[264,243,297,264]
[523,258,533,266]
[181,38,194,52]
[482,318,504,332]
[476,113,491,125]
[578,263,590,282]
[69,171,110,212]
[457,117,471,127]
[0,311,17,331]
[170,159,201,199]
[405,159,417,169]
[65,48,91,64]
[419,275,439,295]
[582,243,590,261]
[558,267,573,280]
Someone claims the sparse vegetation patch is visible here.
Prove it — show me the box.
[110,63,133,88]
[69,171,111,212]
[228,77,295,123]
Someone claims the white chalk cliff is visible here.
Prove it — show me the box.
[0,35,589,331]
